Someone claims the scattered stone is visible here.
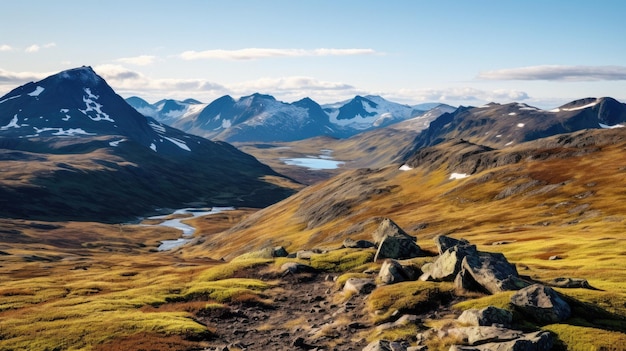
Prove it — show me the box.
[297,249,323,260]
[343,278,376,295]
[378,259,419,285]
[362,339,408,351]
[281,262,318,275]
[545,277,596,289]
[548,255,562,260]
[343,237,376,249]
[373,218,422,261]
[457,306,513,327]
[510,284,571,324]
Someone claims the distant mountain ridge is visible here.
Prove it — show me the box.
[407,97,626,153]
[0,66,298,222]
[126,94,450,142]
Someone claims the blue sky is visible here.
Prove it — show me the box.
[1,0,625,108]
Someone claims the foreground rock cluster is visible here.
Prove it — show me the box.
[203,217,600,351]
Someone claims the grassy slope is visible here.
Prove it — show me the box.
[1,129,626,350]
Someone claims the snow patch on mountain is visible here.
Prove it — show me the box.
[0,95,20,105]
[1,115,22,130]
[28,86,45,97]
[109,138,126,147]
[79,88,114,122]
[33,127,95,136]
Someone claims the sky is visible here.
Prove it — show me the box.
[1,0,625,108]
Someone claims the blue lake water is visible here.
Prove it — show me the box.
[281,157,344,170]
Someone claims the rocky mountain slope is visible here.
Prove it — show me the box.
[408,97,626,151]
[0,67,299,222]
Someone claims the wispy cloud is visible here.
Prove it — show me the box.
[391,87,530,105]
[0,45,13,52]
[0,68,49,84]
[179,48,378,60]
[115,55,157,66]
[24,42,56,53]
[478,65,626,81]
[93,64,226,99]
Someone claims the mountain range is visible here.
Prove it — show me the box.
[126,94,450,142]
[0,66,298,222]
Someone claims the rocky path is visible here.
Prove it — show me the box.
[199,272,371,351]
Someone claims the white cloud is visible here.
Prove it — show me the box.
[0,45,13,52]
[0,68,49,83]
[25,44,40,53]
[24,42,56,53]
[179,48,378,60]
[115,55,157,66]
[478,65,626,81]
[391,87,529,104]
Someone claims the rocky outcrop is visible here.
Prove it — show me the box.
[510,284,571,324]
[343,237,377,249]
[373,218,422,261]
[421,235,526,294]
[545,277,596,289]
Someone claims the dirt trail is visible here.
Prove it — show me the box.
[199,272,371,351]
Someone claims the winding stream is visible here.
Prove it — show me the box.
[149,207,234,251]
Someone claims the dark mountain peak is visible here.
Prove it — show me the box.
[126,96,151,108]
[56,66,101,83]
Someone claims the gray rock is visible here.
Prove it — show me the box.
[545,277,594,289]
[458,306,513,327]
[281,262,317,275]
[434,234,472,255]
[296,249,323,259]
[273,246,289,257]
[343,278,376,295]
[510,284,571,324]
[461,251,521,294]
[343,237,376,249]
[372,218,421,261]
[422,245,476,282]
[445,326,524,345]
[449,330,553,351]
[378,259,419,285]
[362,339,408,351]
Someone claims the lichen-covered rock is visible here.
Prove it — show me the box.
[280,262,317,275]
[372,218,421,261]
[378,259,419,285]
[510,284,571,324]
[434,234,472,255]
[445,326,523,345]
[421,245,476,282]
[461,251,521,294]
[457,306,513,327]
[545,277,594,289]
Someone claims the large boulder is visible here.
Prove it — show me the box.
[445,326,523,345]
[421,245,477,282]
[434,235,473,255]
[373,218,421,261]
[458,306,513,327]
[510,284,571,324]
[378,259,419,285]
[461,251,522,294]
